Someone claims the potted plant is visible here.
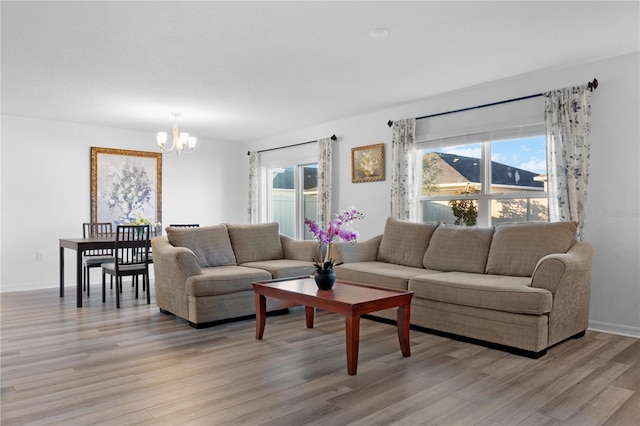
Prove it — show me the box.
[305,207,364,289]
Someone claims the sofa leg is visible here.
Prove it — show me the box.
[572,330,586,339]
[189,321,209,329]
[527,349,547,359]
[159,308,174,316]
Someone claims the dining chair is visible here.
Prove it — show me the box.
[135,223,161,267]
[82,222,114,296]
[101,225,151,308]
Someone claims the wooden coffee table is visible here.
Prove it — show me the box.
[252,277,414,375]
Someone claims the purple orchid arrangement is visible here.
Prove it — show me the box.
[305,207,364,271]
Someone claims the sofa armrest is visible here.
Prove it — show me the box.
[531,242,593,295]
[330,235,382,263]
[280,235,321,261]
[151,237,203,320]
[152,237,202,279]
[531,241,594,345]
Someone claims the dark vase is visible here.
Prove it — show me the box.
[314,269,336,290]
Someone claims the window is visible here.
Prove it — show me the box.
[419,134,548,227]
[268,163,318,239]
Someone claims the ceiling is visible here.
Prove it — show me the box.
[2,1,638,143]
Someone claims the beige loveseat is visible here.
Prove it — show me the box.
[151,222,318,328]
[331,218,593,357]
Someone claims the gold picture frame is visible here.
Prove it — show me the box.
[351,143,385,183]
[90,147,162,226]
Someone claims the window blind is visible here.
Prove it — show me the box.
[416,95,545,147]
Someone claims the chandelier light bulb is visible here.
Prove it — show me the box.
[157,132,168,148]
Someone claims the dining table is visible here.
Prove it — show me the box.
[59,236,116,307]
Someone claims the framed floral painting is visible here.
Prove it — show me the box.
[351,143,385,183]
[90,147,162,227]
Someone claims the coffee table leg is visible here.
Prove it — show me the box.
[305,306,315,328]
[345,315,360,375]
[255,294,266,340]
[397,304,411,357]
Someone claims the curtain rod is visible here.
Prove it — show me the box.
[387,78,598,127]
[247,134,336,155]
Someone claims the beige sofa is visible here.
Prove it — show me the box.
[331,218,593,357]
[151,222,318,328]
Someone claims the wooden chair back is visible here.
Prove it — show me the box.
[113,225,150,273]
[82,222,114,257]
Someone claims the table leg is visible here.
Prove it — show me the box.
[76,248,83,307]
[255,294,266,339]
[59,246,65,298]
[305,306,315,328]
[397,304,411,357]
[345,315,361,375]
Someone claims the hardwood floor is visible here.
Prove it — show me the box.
[1,286,638,425]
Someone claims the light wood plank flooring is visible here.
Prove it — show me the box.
[1,286,638,425]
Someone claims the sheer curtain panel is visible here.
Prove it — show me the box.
[390,118,417,221]
[248,151,259,223]
[317,137,333,229]
[545,84,592,240]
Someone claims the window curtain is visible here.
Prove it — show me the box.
[544,84,591,240]
[247,151,259,224]
[390,118,417,221]
[317,137,333,229]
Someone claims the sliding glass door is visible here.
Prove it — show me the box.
[269,163,318,239]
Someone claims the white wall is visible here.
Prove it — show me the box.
[244,52,640,337]
[0,116,245,292]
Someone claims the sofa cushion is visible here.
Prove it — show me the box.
[409,272,552,315]
[377,218,439,268]
[486,221,577,277]
[166,225,237,268]
[423,225,494,273]
[281,235,321,261]
[226,222,284,264]
[241,259,315,279]
[185,265,271,297]
[332,235,382,263]
[335,261,442,291]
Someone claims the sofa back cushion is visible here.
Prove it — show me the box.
[485,221,577,277]
[333,235,382,263]
[377,217,439,268]
[423,225,494,273]
[166,225,237,268]
[226,222,284,264]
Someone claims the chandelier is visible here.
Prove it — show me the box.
[157,112,197,155]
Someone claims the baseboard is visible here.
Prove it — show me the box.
[1,282,59,292]
[588,320,640,339]
[1,277,157,293]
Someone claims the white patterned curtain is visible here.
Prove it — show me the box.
[317,137,333,229]
[390,118,417,221]
[544,85,591,240]
[248,151,259,224]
